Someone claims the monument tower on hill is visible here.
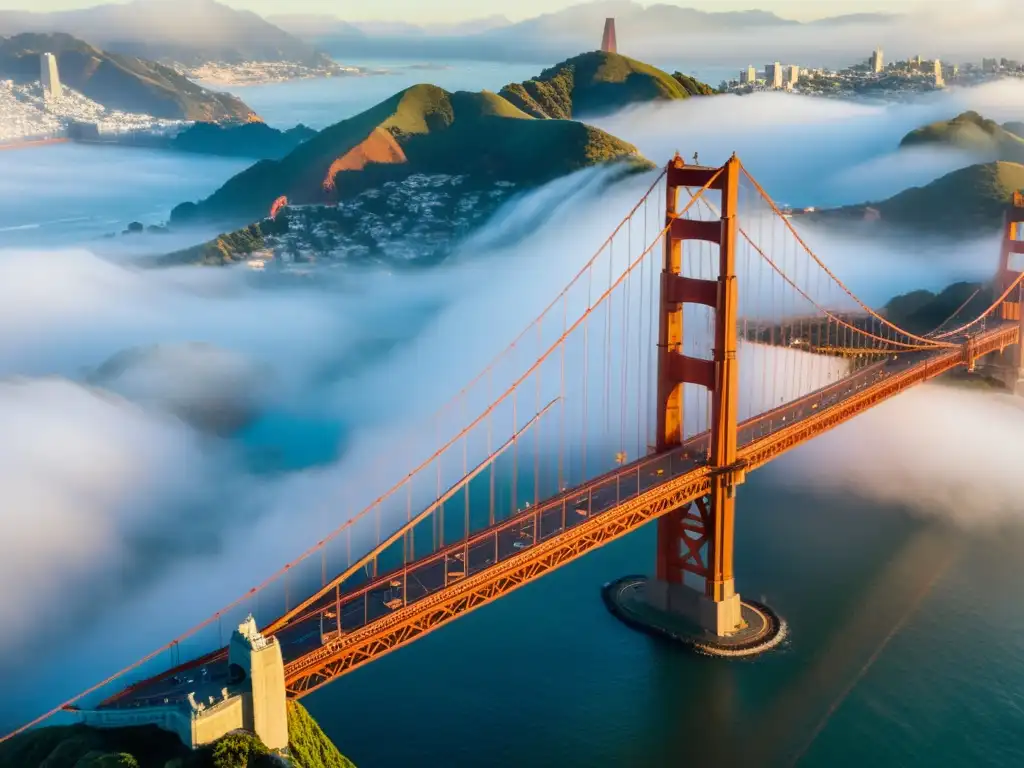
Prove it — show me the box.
[601,18,617,54]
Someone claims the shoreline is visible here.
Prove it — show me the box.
[186,66,373,89]
[0,137,69,151]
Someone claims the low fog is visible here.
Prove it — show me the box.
[3,74,1024,731]
[771,386,1024,527]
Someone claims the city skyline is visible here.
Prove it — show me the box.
[0,0,969,26]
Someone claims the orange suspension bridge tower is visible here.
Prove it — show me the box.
[603,154,781,652]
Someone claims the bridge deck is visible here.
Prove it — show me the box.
[103,323,1016,706]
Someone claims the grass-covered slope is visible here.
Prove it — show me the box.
[159,217,289,266]
[498,50,715,120]
[0,33,255,121]
[287,700,355,768]
[811,161,1024,236]
[900,111,1024,163]
[171,83,651,225]
[0,702,352,768]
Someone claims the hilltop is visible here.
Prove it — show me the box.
[0,33,255,121]
[499,50,715,120]
[0,0,333,67]
[170,83,651,225]
[0,701,353,768]
[806,161,1024,236]
[900,111,1024,163]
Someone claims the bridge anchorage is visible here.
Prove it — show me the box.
[602,155,784,655]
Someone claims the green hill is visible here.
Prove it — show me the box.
[0,33,255,121]
[899,111,1024,163]
[170,83,652,225]
[498,50,715,120]
[884,282,992,336]
[810,161,1024,236]
[170,122,316,159]
[0,701,353,768]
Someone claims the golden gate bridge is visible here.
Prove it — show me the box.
[5,153,1024,739]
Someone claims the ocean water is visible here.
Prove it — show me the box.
[1,59,1024,768]
[0,143,249,247]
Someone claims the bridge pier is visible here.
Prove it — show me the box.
[605,154,783,655]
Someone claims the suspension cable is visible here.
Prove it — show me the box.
[741,167,956,348]
[686,193,952,351]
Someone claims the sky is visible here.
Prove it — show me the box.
[0,0,939,25]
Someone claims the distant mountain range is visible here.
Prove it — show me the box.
[0,33,255,121]
[0,0,948,70]
[0,0,333,67]
[277,2,904,63]
[274,3,899,41]
[267,14,513,39]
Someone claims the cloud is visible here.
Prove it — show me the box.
[769,384,1024,528]
[0,379,226,661]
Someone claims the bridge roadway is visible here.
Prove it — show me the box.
[103,322,1017,706]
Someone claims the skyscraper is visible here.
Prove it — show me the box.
[740,65,756,84]
[934,58,945,88]
[40,52,61,100]
[601,18,617,54]
[765,62,783,89]
[870,47,884,73]
[786,65,800,87]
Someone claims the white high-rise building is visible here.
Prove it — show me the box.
[740,65,757,84]
[786,65,800,86]
[870,47,884,73]
[40,52,61,100]
[934,58,945,88]
[765,62,783,89]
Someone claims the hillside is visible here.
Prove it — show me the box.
[498,51,715,120]
[899,111,1024,163]
[170,83,651,225]
[0,33,255,121]
[884,282,992,336]
[0,701,353,768]
[0,0,333,67]
[808,161,1024,236]
[170,121,316,159]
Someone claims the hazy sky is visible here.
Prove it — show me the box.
[1,0,941,24]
